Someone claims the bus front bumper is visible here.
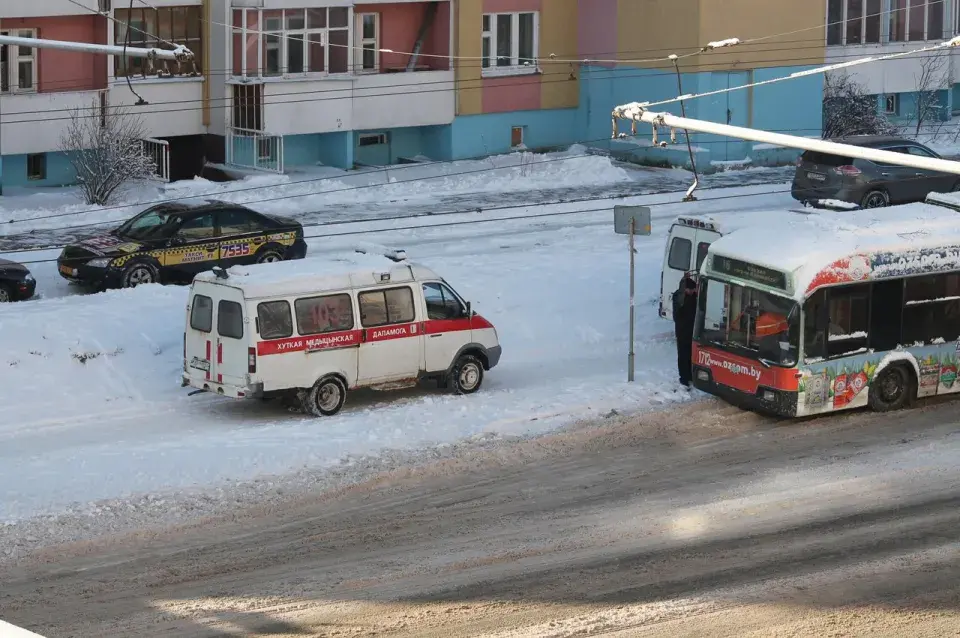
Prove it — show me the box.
[691,364,798,417]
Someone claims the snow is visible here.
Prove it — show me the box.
[706,199,960,298]
[0,144,635,235]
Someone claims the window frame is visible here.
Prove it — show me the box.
[422,281,467,321]
[358,286,416,328]
[355,12,380,73]
[884,93,899,114]
[217,299,245,340]
[295,293,355,336]
[190,294,213,333]
[219,208,268,234]
[256,300,293,339]
[481,11,539,77]
[0,29,38,94]
[231,7,352,80]
[114,6,204,78]
[826,0,948,46]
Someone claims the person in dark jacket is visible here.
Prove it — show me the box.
[673,273,699,387]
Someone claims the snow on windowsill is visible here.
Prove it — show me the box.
[110,75,204,85]
[226,73,356,85]
[616,137,709,153]
[481,65,540,78]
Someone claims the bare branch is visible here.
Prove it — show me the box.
[59,100,158,206]
[822,72,899,140]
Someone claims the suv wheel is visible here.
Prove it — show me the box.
[861,190,889,208]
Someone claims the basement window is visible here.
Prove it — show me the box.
[27,153,46,181]
[358,133,387,147]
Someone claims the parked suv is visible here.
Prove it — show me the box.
[791,136,958,208]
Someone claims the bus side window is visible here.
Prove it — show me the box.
[826,284,870,357]
[802,290,826,361]
[695,242,711,270]
[903,274,960,345]
[870,279,904,350]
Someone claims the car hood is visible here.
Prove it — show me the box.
[70,233,146,257]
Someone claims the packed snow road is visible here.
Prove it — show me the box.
[3,400,959,637]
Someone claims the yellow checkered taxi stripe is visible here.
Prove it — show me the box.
[107,232,298,269]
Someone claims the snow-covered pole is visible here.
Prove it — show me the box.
[0,34,194,63]
[611,107,960,176]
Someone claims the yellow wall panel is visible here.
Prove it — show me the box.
[456,0,483,116]
[616,0,700,71]
[697,0,824,71]
[539,0,580,109]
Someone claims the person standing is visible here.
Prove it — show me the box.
[673,273,699,387]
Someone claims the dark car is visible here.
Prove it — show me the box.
[57,200,308,290]
[791,136,959,208]
[0,258,36,302]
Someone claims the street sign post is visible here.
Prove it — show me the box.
[614,205,652,382]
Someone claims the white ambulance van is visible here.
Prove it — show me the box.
[182,251,501,416]
[659,208,821,321]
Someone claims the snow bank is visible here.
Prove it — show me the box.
[0,222,691,524]
[0,145,634,235]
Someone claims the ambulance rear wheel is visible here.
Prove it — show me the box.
[301,376,346,417]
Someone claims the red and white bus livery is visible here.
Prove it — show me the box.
[691,192,960,417]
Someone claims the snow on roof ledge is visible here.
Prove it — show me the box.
[923,191,960,209]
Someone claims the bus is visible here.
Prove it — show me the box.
[690,193,960,417]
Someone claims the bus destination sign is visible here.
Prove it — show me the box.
[713,255,787,290]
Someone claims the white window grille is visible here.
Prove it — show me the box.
[481,12,538,77]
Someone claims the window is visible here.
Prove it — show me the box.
[358,133,387,147]
[232,84,263,132]
[26,154,46,181]
[905,144,937,157]
[257,300,293,339]
[422,282,467,320]
[822,284,870,358]
[217,300,244,339]
[190,295,213,332]
[177,214,217,241]
[115,6,203,77]
[903,274,960,344]
[696,279,799,366]
[884,94,899,114]
[358,287,415,327]
[356,13,379,72]
[231,8,349,78]
[827,0,882,45]
[889,0,944,42]
[295,293,354,335]
[219,209,266,234]
[511,126,524,148]
[0,29,37,93]
[667,237,692,271]
[696,242,711,270]
[481,11,538,76]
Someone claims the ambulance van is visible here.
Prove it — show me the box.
[182,251,501,416]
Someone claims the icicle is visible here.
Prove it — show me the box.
[652,126,659,146]
[670,128,677,144]
[631,120,637,136]
[611,116,618,139]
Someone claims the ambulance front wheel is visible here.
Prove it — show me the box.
[300,376,347,417]
[451,354,484,395]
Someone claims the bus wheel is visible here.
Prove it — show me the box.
[868,364,912,412]
[300,376,346,417]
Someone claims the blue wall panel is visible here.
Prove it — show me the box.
[447,109,578,160]
[0,151,78,189]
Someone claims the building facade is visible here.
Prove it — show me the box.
[0,0,828,189]
[825,0,960,129]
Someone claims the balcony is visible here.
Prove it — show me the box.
[227,2,453,134]
[0,1,108,18]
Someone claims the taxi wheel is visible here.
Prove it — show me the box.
[300,376,347,417]
[256,248,284,264]
[450,354,484,395]
[121,261,159,288]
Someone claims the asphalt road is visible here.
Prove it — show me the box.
[2,396,959,637]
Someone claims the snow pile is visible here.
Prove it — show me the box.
[0,145,634,235]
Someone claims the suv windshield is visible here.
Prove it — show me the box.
[695,277,800,366]
[116,209,182,241]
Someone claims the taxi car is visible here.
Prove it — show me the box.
[57,200,308,289]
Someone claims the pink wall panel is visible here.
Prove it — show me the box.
[355,2,450,72]
[577,0,618,67]
[4,15,108,92]
[482,74,540,113]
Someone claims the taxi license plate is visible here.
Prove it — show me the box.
[190,357,211,372]
[59,264,75,276]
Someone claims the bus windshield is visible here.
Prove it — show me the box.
[695,277,800,366]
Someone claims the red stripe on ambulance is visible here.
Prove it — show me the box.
[257,329,362,355]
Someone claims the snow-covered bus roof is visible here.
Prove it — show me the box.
[193,249,440,299]
[703,199,960,301]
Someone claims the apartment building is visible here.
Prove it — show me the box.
[826,0,959,125]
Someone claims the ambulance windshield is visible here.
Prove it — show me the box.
[695,278,800,366]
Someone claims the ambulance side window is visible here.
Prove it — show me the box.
[257,300,293,339]
[696,242,711,270]
[295,293,354,335]
[190,295,213,332]
[359,287,415,327]
[668,237,692,270]
[218,300,244,339]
